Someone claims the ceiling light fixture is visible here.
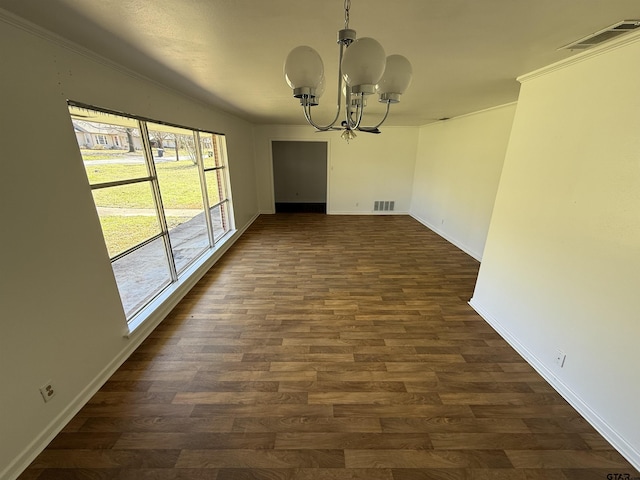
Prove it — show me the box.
[283,0,412,141]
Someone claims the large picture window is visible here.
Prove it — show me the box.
[69,103,233,321]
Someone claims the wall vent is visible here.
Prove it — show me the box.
[374,200,395,212]
[560,20,640,51]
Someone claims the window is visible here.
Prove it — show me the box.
[95,134,108,145]
[68,103,233,321]
[201,132,231,241]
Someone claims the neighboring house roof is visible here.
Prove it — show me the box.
[72,120,139,137]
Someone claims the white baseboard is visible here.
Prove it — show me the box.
[469,297,640,472]
[3,213,259,480]
[409,212,482,261]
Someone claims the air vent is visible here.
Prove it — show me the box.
[560,20,640,50]
[374,200,395,212]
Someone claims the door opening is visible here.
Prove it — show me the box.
[272,141,327,213]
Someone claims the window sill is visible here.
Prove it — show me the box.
[123,229,237,339]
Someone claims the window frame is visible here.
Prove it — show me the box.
[68,101,234,325]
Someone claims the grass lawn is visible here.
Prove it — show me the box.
[86,159,221,208]
[100,215,190,258]
[81,150,138,160]
[82,152,224,257]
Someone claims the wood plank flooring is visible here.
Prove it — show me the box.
[18,214,640,479]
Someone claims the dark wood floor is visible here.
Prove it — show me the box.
[19,214,639,479]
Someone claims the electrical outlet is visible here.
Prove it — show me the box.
[554,350,566,368]
[39,381,56,403]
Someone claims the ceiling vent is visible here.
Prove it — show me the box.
[560,20,640,50]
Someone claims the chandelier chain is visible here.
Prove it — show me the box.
[344,0,350,29]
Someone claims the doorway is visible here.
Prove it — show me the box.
[272,141,328,213]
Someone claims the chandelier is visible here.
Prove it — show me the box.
[283,0,412,141]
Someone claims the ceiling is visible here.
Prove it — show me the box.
[2,0,640,126]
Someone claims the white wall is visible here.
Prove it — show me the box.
[254,125,419,214]
[410,104,516,260]
[0,15,259,480]
[471,36,640,469]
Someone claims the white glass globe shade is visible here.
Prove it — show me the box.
[376,55,413,95]
[341,37,386,88]
[315,75,325,98]
[309,75,325,105]
[284,46,324,89]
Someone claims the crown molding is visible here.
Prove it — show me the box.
[0,7,243,124]
[518,29,640,83]
[0,7,141,79]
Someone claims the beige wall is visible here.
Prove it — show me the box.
[471,35,640,469]
[253,125,419,215]
[0,16,259,479]
[410,104,516,260]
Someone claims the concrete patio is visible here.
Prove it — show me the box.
[111,208,227,317]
